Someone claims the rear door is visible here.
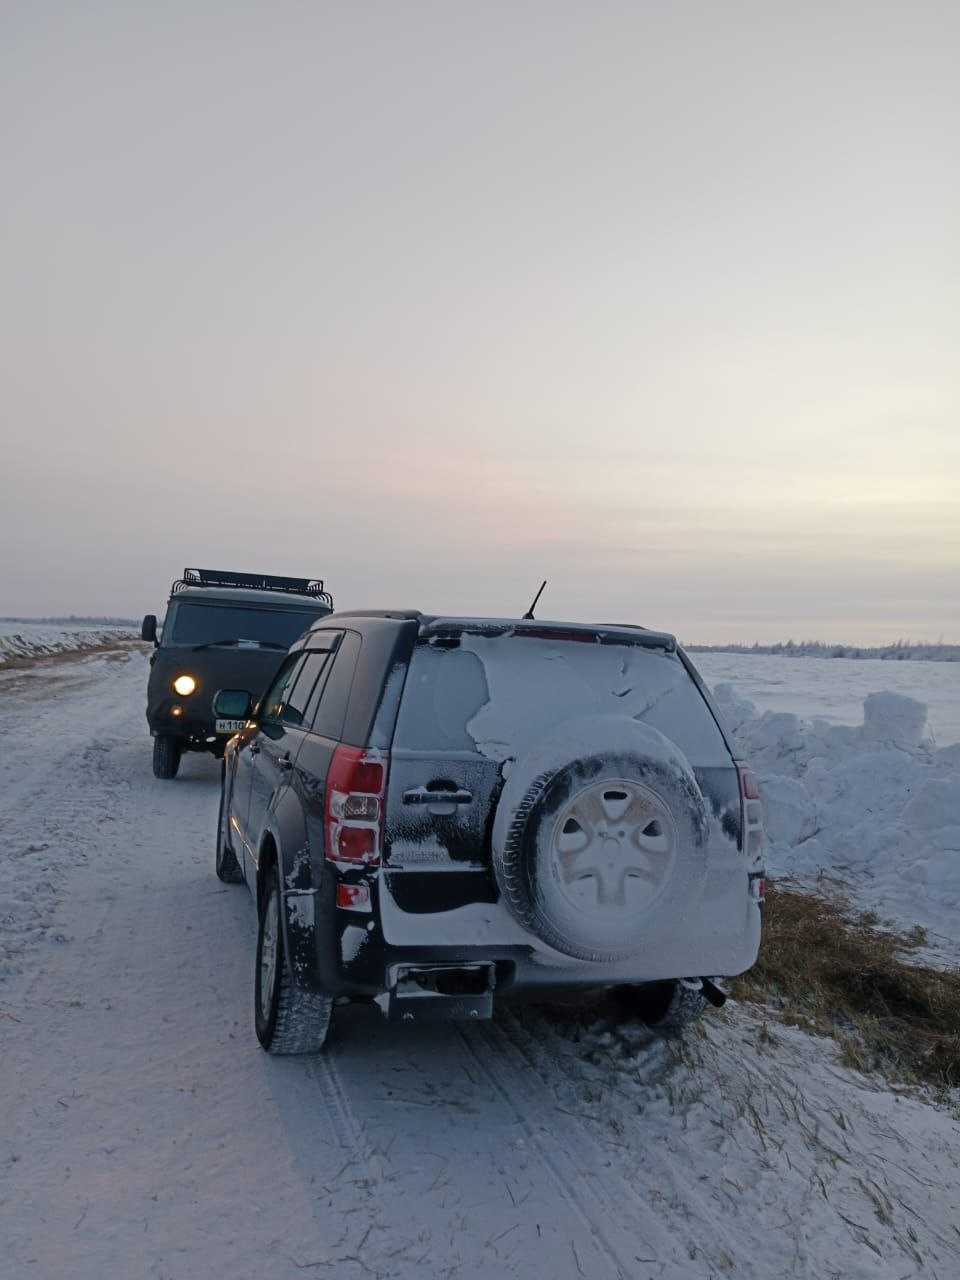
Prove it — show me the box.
[232,653,304,857]
[244,645,338,868]
[294,630,363,858]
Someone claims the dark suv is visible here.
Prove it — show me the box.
[214,611,765,1053]
[142,568,333,779]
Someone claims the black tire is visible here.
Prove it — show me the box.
[215,764,244,884]
[615,979,711,1031]
[493,750,707,962]
[254,868,333,1054]
[153,735,182,779]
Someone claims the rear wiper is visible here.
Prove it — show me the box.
[190,638,288,651]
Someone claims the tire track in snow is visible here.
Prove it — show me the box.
[0,654,146,977]
[464,1008,763,1279]
[304,1051,387,1192]
[455,1018,662,1280]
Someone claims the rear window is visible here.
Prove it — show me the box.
[166,602,322,648]
[393,632,730,767]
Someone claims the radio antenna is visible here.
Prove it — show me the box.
[522,580,547,620]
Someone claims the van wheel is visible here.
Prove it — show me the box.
[153,735,182,779]
[255,870,334,1054]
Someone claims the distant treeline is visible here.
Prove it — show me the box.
[0,615,138,626]
[685,640,960,662]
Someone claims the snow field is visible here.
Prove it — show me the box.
[0,623,138,663]
[1,647,959,1278]
[695,650,960,746]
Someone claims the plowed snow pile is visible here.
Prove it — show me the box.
[714,683,960,964]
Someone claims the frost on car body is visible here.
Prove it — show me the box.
[217,611,765,1051]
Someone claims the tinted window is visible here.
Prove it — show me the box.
[280,651,331,726]
[306,632,362,740]
[393,633,731,766]
[167,602,323,648]
[260,655,306,724]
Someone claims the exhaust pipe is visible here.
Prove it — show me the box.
[700,977,727,1008]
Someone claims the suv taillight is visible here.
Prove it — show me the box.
[325,746,389,866]
[737,764,764,861]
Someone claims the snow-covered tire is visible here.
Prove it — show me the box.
[255,869,333,1054]
[215,766,244,884]
[616,979,711,1031]
[493,741,707,962]
[153,735,182,779]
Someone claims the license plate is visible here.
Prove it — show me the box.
[215,719,245,734]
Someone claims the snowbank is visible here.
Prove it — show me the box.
[713,683,960,962]
[0,624,138,664]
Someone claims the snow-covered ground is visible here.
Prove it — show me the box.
[1,644,959,1278]
[0,621,138,663]
[695,651,960,747]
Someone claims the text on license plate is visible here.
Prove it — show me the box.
[215,719,245,734]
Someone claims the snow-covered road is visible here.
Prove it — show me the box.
[2,649,959,1279]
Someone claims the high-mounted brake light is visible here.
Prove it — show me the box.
[325,746,389,866]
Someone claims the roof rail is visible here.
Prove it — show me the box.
[324,609,424,622]
[420,617,677,652]
[171,568,333,607]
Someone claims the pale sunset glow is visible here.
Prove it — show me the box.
[1,2,957,643]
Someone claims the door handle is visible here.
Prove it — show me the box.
[278,752,292,772]
[403,786,473,806]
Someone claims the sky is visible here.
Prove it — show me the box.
[1,1,957,644]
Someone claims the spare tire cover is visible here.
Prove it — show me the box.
[491,716,708,961]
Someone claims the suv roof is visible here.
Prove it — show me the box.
[308,611,677,652]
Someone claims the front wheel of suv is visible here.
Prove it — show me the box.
[153,735,182,779]
[254,869,334,1054]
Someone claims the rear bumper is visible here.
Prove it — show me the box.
[282,864,764,1005]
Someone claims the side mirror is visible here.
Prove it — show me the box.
[141,614,158,644]
[213,689,254,720]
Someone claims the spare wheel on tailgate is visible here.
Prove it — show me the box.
[491,716,709,961]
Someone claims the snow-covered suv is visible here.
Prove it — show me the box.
[214,611,765,1053]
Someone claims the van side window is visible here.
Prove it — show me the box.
[306,632,362,740]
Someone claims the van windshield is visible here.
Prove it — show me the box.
[166,603,321,649]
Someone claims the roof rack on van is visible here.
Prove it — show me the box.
[171,568,333,606]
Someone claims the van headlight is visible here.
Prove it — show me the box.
[173,674,197,696]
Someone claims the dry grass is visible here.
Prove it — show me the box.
[733,880,960,1089]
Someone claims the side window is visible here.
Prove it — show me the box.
[306,632,362,740]
[279,650,331,726]
[260,655,306,724]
